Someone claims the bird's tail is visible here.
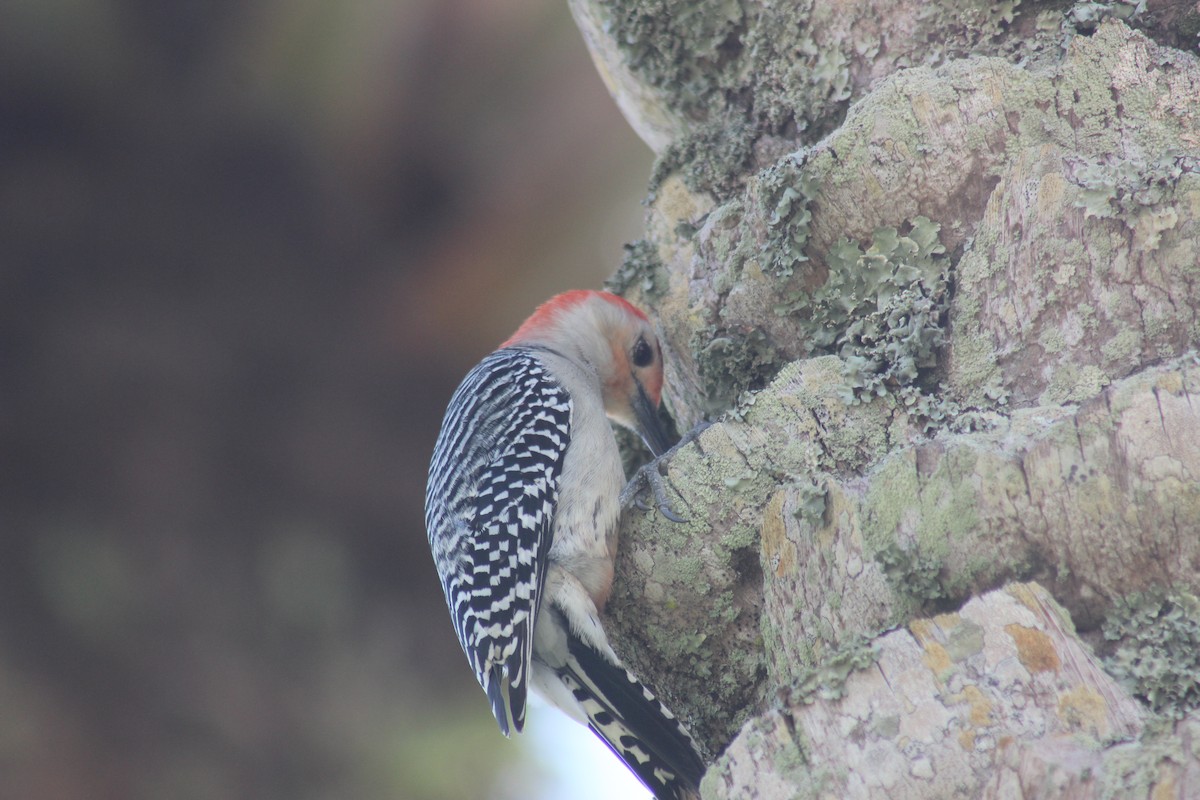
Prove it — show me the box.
[561,632,705,800]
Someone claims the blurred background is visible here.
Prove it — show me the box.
[0,1,655,797]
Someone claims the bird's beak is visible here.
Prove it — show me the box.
[632,380,673,457]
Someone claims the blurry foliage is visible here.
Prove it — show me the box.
[0,0,650,798]
[32,528,143,646]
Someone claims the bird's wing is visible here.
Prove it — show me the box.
[426,348,571,734]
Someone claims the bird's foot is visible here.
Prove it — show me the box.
[620,421,713,523]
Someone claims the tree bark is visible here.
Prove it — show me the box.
[571,2,1200,797]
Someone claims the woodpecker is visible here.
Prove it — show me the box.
[425,290,705,799]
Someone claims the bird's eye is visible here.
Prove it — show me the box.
[631,336,654,368]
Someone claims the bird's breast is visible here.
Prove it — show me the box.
[547,410,625,608]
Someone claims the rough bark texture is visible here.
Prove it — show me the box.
[708,583,1153,799]
[573,2,1200,797]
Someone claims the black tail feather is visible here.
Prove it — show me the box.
[487,657,529,736]
[563,633,705,799]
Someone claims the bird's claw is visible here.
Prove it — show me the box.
[620,421,713,523]
[621,458,686,522]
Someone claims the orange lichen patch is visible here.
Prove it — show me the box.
[958,729,976,751]
[1151,772,1179,800]
[1155,371,1184,395]
[1037,171,1067,214]
[1057,686,1109,737]
[923,641,954,676]
[909,619,955,677]
[932,611,964,630]
[1007,582,1045,616]
[957,685,995,727]
[910,618,935,644]
[760,492,794,577]
[1005,623,1061,673]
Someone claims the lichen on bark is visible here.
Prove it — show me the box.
[573,2,1200,795]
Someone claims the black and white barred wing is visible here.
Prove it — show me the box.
[425,347,571,735]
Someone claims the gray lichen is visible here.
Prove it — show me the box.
[693,324,784,418]
[606,238,669,302]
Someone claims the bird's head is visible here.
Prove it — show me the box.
[504,290,671,455]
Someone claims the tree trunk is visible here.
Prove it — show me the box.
[569,2,1200,797]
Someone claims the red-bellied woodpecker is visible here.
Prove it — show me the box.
[426,290,704,799]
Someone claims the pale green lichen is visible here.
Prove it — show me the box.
[792,476,829,525]
[1100,327,1143,369]
[776,216,953,412]
[944,25,1200,408]
[875,541,947,611]
[1067,1,1147,31]
[859,452,944,616]
[1040,326,1067,356]
[779,634,880,705]
[944,618,987,661]
[718,521,759,553]
[701,709,830,800]
[1071,151,1198,221]
[613,0,1046,198]
[1102,589,1200,718]
[1038,363,1110,405]
[760,156,822,279]
[859,446,1039,618]
[740,356,898,475]
[1098,714,1200,799]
